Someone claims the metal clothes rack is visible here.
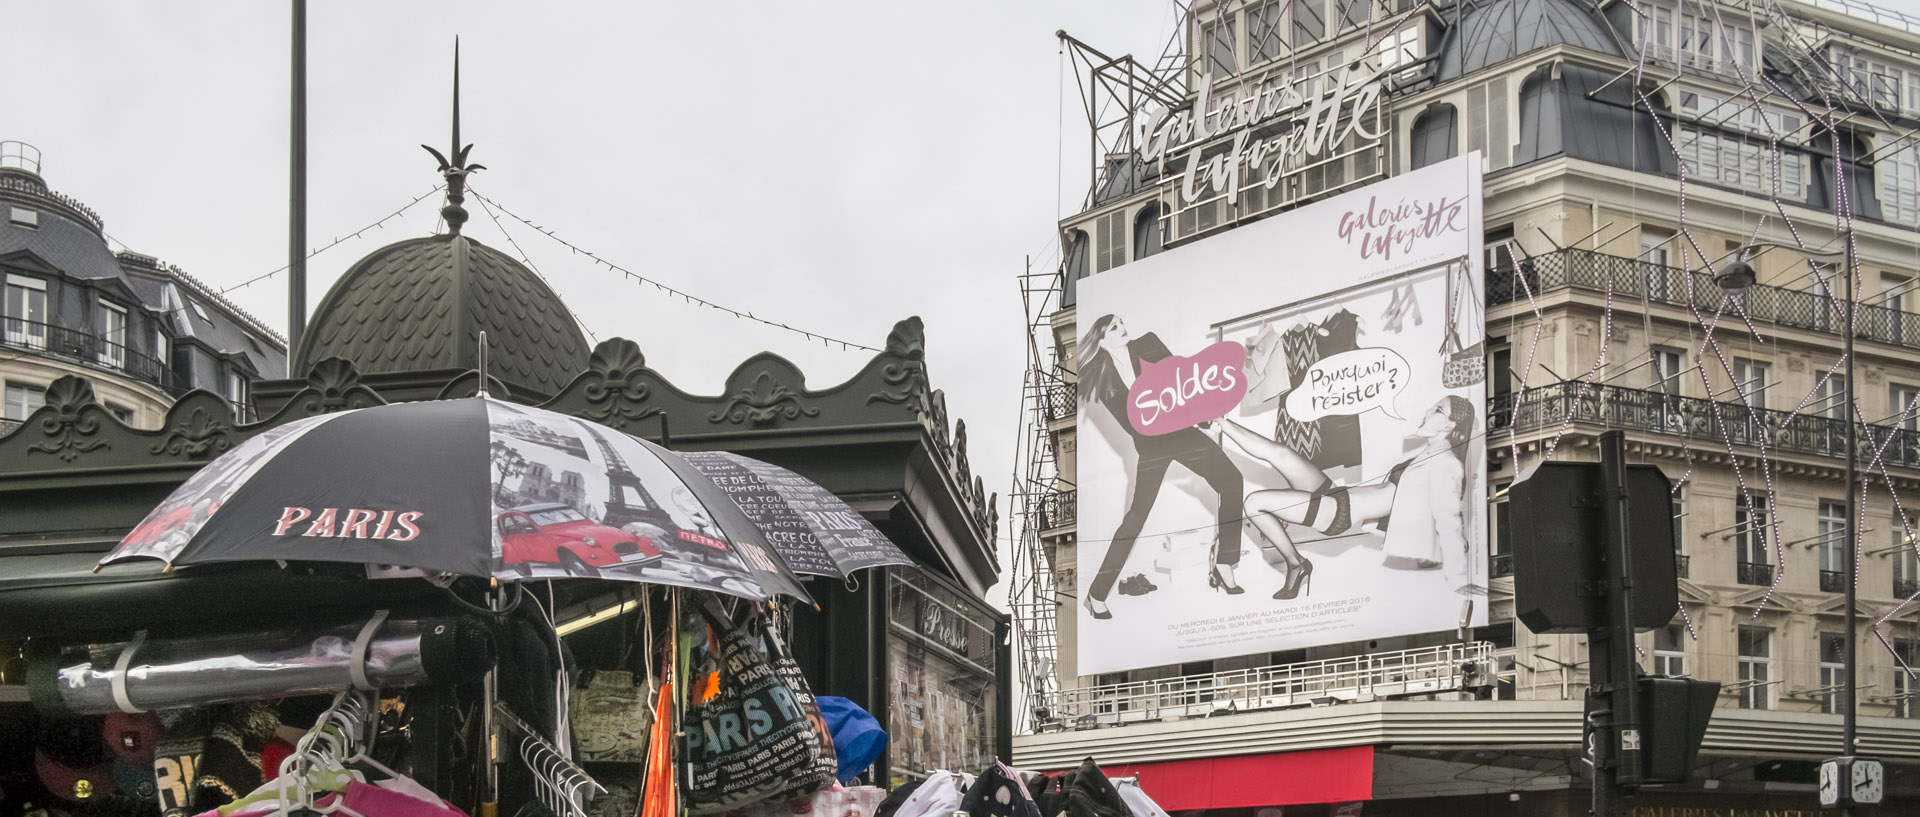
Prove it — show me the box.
[494,703,605,817]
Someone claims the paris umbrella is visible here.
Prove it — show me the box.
[98,396,808,602]
[679,451,912,578]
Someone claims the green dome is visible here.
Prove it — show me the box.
[298,233,588,396]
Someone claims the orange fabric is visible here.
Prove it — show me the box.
[697,671,720,704]
[640,680,675,817]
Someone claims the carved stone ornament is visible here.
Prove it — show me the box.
[149,405,235,459]
[867,316,929,410]
[296,357,384,414]
[709,371,820,428]
[577,338,661,429]
[26,376,108,462]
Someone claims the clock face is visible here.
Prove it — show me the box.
[1852,759,1884,805]
[1819,762,1840,807]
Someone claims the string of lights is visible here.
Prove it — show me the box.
[217,186,445,295]
[466,189,882,354]
[468,189,598,344]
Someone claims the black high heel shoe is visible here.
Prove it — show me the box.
[1084,592,1113,620]
[1273,557,1315,600]
[1209,562,1245,594]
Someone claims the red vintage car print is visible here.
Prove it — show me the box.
[498,503,661,577]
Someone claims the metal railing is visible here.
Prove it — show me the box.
[1039,490,1077,531]
[1676,553,1691,579]
[1038,642,1494,730]
[1488,247,1920,352]
[1,319,176,394]
[1821,570,1847,593]
[1896,578,1919,599]
[1040,373,1074,424]
[1739,561,1776,586]
[0,419,18,437]
[1489,380,1920,469]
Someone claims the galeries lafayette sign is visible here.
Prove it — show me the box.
[1143,65,1387,212]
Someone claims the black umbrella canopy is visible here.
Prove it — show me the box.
[100,397,808,602]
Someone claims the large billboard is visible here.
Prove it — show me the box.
[1076,154,1487,675]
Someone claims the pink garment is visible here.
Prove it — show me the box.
[342,781,466,817]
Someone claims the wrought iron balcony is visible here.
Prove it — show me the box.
[1489,380,1920,469]
[1676,553,1691,579]
[1039,372,1074,424]
[1,319,177,395]
[1897,577,1919,599]
[1738,561,1775,586]
[1491,553,1514,578]
[1039,489,1077,531]
[1488,247,1920,351]
[1820,570,1847,593]
[0,419,18,437]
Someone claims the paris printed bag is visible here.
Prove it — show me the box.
[683,599,836,814]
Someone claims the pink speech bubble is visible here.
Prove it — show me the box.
[1127,341,1247,436]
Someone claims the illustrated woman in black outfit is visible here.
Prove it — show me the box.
[1078,314,1246,620]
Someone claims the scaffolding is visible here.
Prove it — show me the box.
[1006,261,1068,735]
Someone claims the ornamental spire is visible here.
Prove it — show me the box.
[422,38,484,236]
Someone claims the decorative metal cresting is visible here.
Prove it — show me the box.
[423,38,485,238]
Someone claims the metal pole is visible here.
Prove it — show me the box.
[288,0,308,367]
[1592,430,1641,817]
[1843,230,1858,817]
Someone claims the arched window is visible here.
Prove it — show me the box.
[1132,203,1164,261]
[1410,102,1458,170]
[1061,229,1090,308]
[1514,68,1561,166]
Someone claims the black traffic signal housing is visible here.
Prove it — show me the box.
[1509,460,1678,633]
[1637,676,1719,783]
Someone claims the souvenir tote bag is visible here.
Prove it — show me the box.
[684,599,836,814]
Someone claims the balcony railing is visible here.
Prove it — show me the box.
[1488,247,1920,352]
[1738,561,1776,586]
[1039,373,1074,424]
[1489,380,1920,469]
[0,419,18,437]
[1491,553,1514,578]
[1039,490,1076,531]
[1896,577,1919,599]
[1,318,177,394]
[1821,569,1847,593]
[1676,553,1691,579]
[1037,642,1494,730]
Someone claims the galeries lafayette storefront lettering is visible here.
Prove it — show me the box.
[1143,65,1387,213]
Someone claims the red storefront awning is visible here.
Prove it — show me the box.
[1096,747,1373,810]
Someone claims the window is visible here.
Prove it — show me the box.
[1880,273,1912,345]
[1836,50,1904,111]
[1340,0,1370,30]
[1894,514,1918,599]
[1733,358,1769,410]
[1673,486,1688,578]
[1466,77,1512,171]
[1292,0,1326,44]
[4,275,48,350]
[106,404,133,425]
[1132,204,1163,261]
[1674,128,1807,198]
[1654,623,1688,677]
[1737,626,1773,710]
[226,371,251,420]
[1879,145,1920,226]
[1820,632,1846,715]
[1095,210,1127,273]
[1376,26,1420,73]
[97,300,127,369]
[1736,494,1770,585]
[1818,372,1848,420]
[1819,500,1849,593]
[1200,15,1237,77]
[1641,6,1676,64]
[1641,230,1674,302]
[1491,492,1512,578]
[1248,1,1287,65]
[153,327,169,368]
[3,383,45,421]
[1649,348,1685,415]
[1896,638,1919,718]
[7,206,36,228]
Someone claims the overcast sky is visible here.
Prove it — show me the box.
[5,1,1180,595]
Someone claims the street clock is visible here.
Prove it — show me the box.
[1819,756,1884,808]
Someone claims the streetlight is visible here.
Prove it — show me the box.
[1718,237,1880,813]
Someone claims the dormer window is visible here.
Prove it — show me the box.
[98,300,128,369]
[4,275,47,351]
[7,207,36,228]
[189,299,212,323]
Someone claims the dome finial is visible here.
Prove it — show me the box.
[422,37,484,236]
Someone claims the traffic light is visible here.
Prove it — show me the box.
[1509,461,1678,633]
[1637,677,1719,783]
